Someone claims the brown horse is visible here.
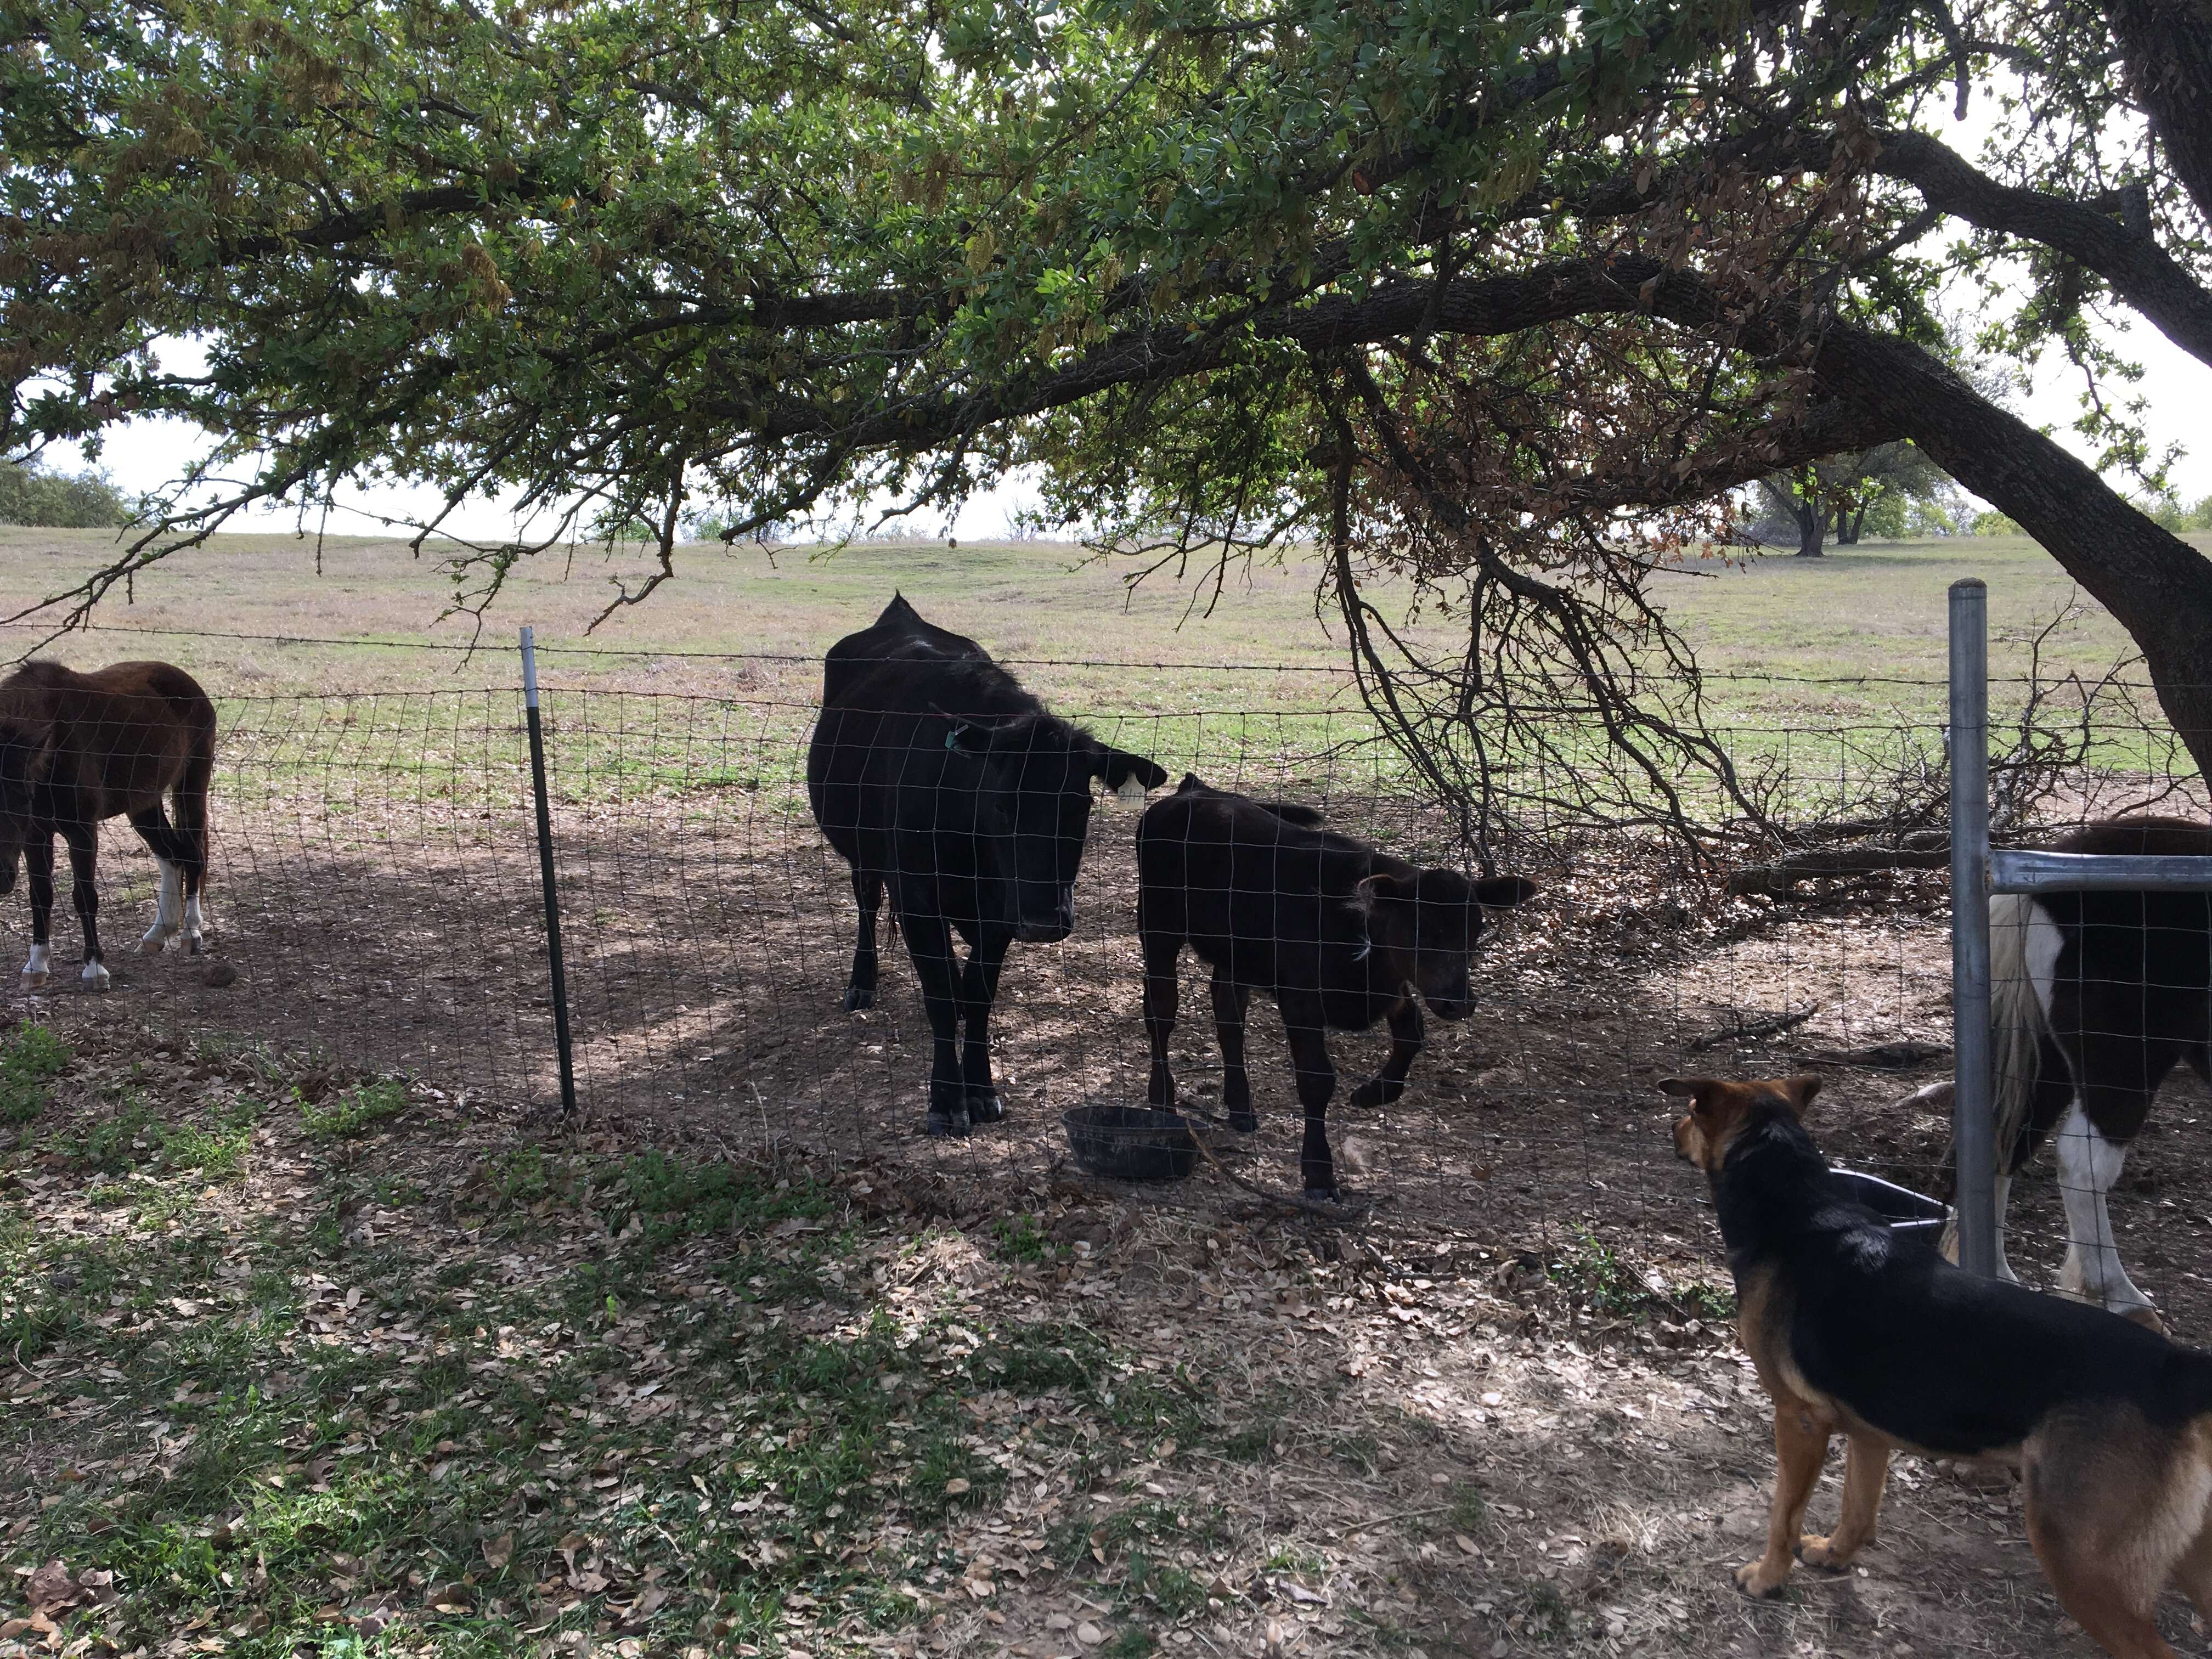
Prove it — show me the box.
[0,661,217,990]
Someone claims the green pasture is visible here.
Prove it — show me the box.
[3,526,2203,820]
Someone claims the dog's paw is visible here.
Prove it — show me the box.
[1795,1535,1855,1573]
[1732,1558,1792,1599]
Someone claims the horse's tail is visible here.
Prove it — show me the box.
[1989,889,2050,1176]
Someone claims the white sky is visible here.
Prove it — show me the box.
[63,316,2210,545]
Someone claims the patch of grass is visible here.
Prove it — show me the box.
[298,1078,411,1137]
[0,1021,67,1123]
[1548,1228,1735,1325]
[593,1149,832,1247]
[1446,1481,1488,1534]
[990,1212,1053,1263]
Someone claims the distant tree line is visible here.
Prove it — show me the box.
[0,460,134,529]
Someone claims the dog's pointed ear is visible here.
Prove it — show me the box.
[1657,1076,1709,1099]
[1782,1074,1824,1115]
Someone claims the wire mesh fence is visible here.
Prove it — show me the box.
[2,645,2209,1330]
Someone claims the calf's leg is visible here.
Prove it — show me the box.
[1279,997,1340,1198]
[899,911,970,1135]
[957,928,1010,1124]
[844,870,884,1012]
[1348,996,1425,1110]
[1142,933,1182,1111]
[1210,970,1257,1132]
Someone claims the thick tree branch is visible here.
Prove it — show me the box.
[1862,128,2212,368]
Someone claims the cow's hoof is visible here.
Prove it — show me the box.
[1228,1110,1260,1134]
[19,970,47,991]
[844,984,875,1013]
[81,962,111,991]
[924,1109,971,1138]
[1348,1079,1399,1110]
[2123,1304,2167,1335]
[966,1091,1005,1125]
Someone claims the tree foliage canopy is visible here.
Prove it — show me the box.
[8,0,2212,838]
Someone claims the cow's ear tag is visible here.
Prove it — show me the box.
[945,730,961,751]
[1114,775,1147,803]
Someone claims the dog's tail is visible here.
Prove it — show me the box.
[1988,890,2049,1180]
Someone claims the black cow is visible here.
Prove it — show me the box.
[1137,775,1536,1197]
[806,595,1167,1136]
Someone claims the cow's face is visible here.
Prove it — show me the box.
[944,715,1166,942]
[1356,868,1537,1018]
[0,719,53,898]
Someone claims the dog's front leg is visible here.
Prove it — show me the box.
[1798,1432,1889,1571]
[1737,1403,1829,1598]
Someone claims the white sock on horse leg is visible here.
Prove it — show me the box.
[139,860,180,952]
[21,944,49,988]
[2055,1101,2153,1316]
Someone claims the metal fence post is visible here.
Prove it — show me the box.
[1948,579,1996,1276]
[521,627,578,1116]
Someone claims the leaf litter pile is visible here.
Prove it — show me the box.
[0,1012,2149,1657]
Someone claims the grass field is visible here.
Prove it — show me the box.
[0,524,2190,714]
[3,523,2199,814]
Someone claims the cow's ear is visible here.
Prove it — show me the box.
[941,718,994,757]
[1097,749,1168,801]
[1353,872,1418,912]
[1472,874,1537,910]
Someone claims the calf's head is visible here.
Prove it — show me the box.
[943,714,1167,941]
[1353,867,1537,1018]
[0,718,55,898]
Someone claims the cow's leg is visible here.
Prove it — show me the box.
[20,839,54,990]
[899,911,970,1135]
[1348,996,1425,1110]
[1210,970,1257,1132]
[63,825,108,990]
[845,870,884,1012]
[128,805,185,954]
[1142,933,1182,1111]
[957,927,1010,1125]
[1279,996,1340,1199]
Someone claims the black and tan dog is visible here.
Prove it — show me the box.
[1668,1073,2212,1659]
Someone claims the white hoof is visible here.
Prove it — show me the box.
[19,969,47,991]
[138,926,174,956]
[81,961,110,991]
[184,929,204,957]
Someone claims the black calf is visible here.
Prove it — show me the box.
[1136,775,1534,1197]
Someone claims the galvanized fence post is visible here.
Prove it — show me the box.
[1948,579,1996,1276]
[521,627,579,1116]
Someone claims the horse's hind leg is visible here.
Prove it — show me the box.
[173,747,213,949]
[62,826,108,990]
[127,805,186,955]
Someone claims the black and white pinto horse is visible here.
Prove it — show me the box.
[1976,815,2212,1333]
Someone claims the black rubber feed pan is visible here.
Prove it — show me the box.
[1830,1166,1948,1239]
[1062,1105,1200,1183]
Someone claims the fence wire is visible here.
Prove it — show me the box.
[0,663,2206,1333]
